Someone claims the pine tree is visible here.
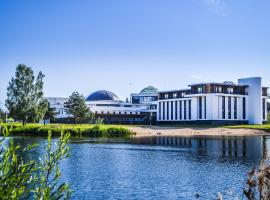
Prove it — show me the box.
[64,92,90,124]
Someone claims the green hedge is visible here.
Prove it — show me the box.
[5,124,133,138]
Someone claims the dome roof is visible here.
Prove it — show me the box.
[140,86,158,95]
[86,90,121,101]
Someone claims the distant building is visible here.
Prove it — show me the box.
[85,90,149,124]
[46,77,268,125]
[157,77,268,125]
[130,86,158,111]
[45,97,71,119]
[46,87,158,124]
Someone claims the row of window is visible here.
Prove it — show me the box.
[263,99,266,120]
[95,111,140,115]
[220,96,245,120]
[198,96,207,119]
[158,100,191,121]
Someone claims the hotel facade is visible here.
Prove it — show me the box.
[46,77,268,125]
[157,77,268,125]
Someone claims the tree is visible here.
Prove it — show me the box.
[0,108,6,122]
[267,102,270,113]
[64,92,90,124]
[43,101,57,125]
[6,64,46,125]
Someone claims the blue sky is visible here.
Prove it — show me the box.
[1,0,270,108]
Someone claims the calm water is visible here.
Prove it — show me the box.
[10,135,270,200]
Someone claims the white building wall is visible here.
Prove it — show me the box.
[191,97,198,120]
[238,77,262,124]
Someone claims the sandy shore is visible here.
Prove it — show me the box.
[128,126,268,137]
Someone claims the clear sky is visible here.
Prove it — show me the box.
[1,0,270,109]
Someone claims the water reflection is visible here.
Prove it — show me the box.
[3,135,270,200]
[131,136,265,161]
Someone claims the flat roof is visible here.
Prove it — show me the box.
[188,82,249,87]
[159,89,191,93]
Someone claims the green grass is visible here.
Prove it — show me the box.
[224,124,270,132]
[2,123,134,138]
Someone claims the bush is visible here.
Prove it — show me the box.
[3,123,133,138]
[0,126,72,199]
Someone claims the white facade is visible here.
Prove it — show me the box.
[157,77,268,125]
[86,100,146,115]
[45,97,72,119]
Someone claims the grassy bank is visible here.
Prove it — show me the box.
[224,124,270,132]
[2,123,134,138]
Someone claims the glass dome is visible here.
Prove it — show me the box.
[140,86,158,95]
[86,90,121,101]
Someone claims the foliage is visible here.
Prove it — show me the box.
[0,123,72,199]
[93,117,104,129]
[4,123,133,138]
[0,108,5,121]
[267,113,270,124]
[44,101,57,124]
[224,124,270,132]
[243,158,270,200]
[34,131,72,199]
[5,64,47,125]
[64,92,91,124]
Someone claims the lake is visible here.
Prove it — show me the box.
[10,135,270,200]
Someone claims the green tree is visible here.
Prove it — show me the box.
[0,108,6,122]
[43,101,57,125]
[6,64,46,125]
[64,91,90,124]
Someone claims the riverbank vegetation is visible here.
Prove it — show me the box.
[224,124,270,132]
[1,123,133,138]
[0,127,71,199]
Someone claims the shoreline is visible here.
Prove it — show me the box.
[128,126,270,137]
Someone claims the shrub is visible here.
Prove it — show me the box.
[0,126,71,199]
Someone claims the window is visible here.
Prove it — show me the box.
[175,101,178,120]
[180,101,182,120]
[215,86,222,93]
[173,93,177,98]
[171,102,173,120]
[222,96,225,119]
[228,97,231,119]
[184,101,187,120]
[234,97,237,119]
[227,87,234,94]
[163,102,165,120]
[243,97,246,119]
[199,97,202,119]
[165,94,169,99]
[263,99,266,120]
[189,100,191,120]
[159,102,161,120]
[197,87,203,93]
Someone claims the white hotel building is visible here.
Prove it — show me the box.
[157,77,269,125]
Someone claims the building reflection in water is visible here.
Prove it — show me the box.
[132,135,267,161]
